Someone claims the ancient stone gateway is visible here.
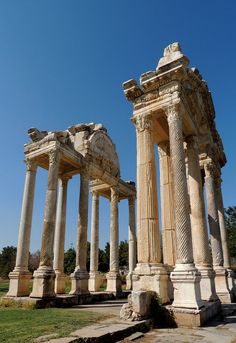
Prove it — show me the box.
[121,42,236,325]
[7,123,136,299]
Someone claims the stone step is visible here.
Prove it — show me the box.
[44,319,152,343]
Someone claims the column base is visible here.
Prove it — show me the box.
[70,269,89,295]
[132,263,169,304]
[30,266,56,298]
[106,272,122,293]
[171,263,204,309]
[214,266,232,303]
[7,269,32,297]
[126,272,133,290]
[88,271,104,292]
[54,271,66,294]
[227,269,236,299]
[197,267,218,302]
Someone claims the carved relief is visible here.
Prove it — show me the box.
[134,114,152,133]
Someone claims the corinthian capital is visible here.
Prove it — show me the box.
[25,158,37,172]
[133,114,152,133]
[204,161,215,178]
[166,103,182,125]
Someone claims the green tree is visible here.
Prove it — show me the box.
[225,206,236,258]
[119,240,128,267]
[64,248,76,275]
[0,246,17,278]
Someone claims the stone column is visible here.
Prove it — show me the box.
[215,175,235,298]
[106,187,122,293]
[126,195,137,290]
[89,191,103,292]
[30,149,60,298]
[167,104,203,309]
[204,162,231,303]
[158,141,175,301]
[70,170,89,295]
[7,159,37,297]
[131,113,169,304]
[53,176,69,294]
[186,136,217,301]
[158,142,175,267]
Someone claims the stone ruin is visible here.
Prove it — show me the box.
[7,123,136,299]
[6,43,236,326]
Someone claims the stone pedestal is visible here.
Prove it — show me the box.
[198,268,218,302]
[88,272,104,292]
[54,271,67,294]
[70,270,90,295]
[132,263,169,304]
[171,264,203,309]
[106,272,122,293]
[30,267,56,298]
[7,270,32,297]
[214,267,232,303]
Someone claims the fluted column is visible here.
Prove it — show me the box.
[7,159,37,297]
[70,170,89,295]
[30,149,60,298]
[53,176,69,294]
[204,162,231,302]
[106,187,121,293]
[167,104,203,309]
[135,114,161,265]
[126,195,137,289]
[158,142,175,267]
[131,113,169,304]
[186,136,217,301]
[89,191,103,292]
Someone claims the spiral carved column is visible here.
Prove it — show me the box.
[167,104,203,309]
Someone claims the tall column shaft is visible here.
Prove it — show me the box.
[187,136,211,267]
[54,176,69,293]
[204,162,231,302]
[89,191,103,292]
[167,103,203,309]
[76,171,89,271]
[158,142,176,267]
[128,195,136,273]
[7,159,37,297]
[204,163,223,268]
[30,149,60,298]
[109,187,119,273]
[135,114,161,264]
[215,178,230,269]
[167,107,193,265]
[106,187,121,293]
[70,170,89,294]
[187,137,217,301]
[90,192,99,273]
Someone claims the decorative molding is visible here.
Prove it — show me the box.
[134,114,152,133]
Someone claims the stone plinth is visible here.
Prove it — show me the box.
[214,267,232,303]
[88,272,104,292]
[54,271,67,294]
[106,272,122,293]
[198,268,218,302]
[7,270,32,297]
[30,267,56,298]
[171,264,203,309]
[70,270,89,295]
[132,263,169,304]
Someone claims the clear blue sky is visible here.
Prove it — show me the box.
[0,0,235,252]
